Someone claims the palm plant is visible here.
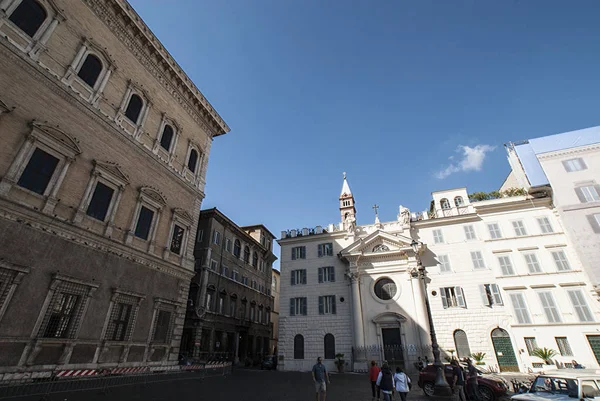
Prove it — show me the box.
[470,352,486,365]
[531,347,558,365]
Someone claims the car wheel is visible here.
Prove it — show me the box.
[478,385,494,401]
[423,382,435,396]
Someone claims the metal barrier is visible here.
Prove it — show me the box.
[0,361,233,400]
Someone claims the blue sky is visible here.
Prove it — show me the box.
[129,0,600,268]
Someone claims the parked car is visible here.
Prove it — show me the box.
[261,355,277,370]
[511,370,600,401]
[418,364,508,401]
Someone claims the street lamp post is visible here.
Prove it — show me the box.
[411,239,452,396]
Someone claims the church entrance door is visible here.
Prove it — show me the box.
[382,327,404,369]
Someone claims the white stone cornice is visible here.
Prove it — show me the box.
[536,143,600,160]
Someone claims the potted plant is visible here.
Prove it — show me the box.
[335,353,345,373]
[470,352,486,365]
[531,347,558,370]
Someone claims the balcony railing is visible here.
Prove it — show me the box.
[281,223,343,239]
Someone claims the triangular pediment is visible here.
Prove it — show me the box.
[340,230,414,256]
[94,160,129,185]
[31,121,81,156]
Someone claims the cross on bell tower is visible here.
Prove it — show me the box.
[340,172,356,229]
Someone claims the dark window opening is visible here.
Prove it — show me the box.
[9,0,47,38]
[86,181,114,221]
[324,333,335,359]
[243,246,250,263]
[124,94,143,124]
[110,303,132,341]
[187,149,198,172]
[77,54,103,87]
[43,293,80,338]
[134,206,154,240]
[160,125,174,151]
[153,310,171,343]
[293,334,304,359]
[170,224,185,255]
[17,148,59,195]
[233,240,241,258]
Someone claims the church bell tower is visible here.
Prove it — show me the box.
[340,172,356,230]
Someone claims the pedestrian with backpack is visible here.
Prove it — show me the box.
[393,367,411,401]
[376,362,395,401]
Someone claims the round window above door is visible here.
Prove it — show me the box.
[374,278,397,301]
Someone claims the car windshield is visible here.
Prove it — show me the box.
[531,376,578,398]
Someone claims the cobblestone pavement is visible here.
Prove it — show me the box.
[3,369,523,401]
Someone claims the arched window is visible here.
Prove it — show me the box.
[440,198,451,210]
[77,54,103,88]
[454,196,464,207]
[233,239,241,258]
[294,334,304,359]
[252,252,258,267]
[160,125,174,151]
[243,246,250,263]
[453,329,471,359]
[324,333,335,360]
[8,0,47,38]
[187,149,198,172]
[124,94,143,124]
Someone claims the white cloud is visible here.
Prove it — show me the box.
[435,144,496,179]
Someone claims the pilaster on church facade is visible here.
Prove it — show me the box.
[278,176,600,374]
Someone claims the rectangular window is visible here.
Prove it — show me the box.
[471,251,486,269]
[538,291,561,323]
[134,206,154,240]
[537,217,554,234]
[153,310,172,343]
[567,289,594,322]
[86,182,114,221]
[210,259,218,271]
[291,246,306,260]
[233,270,239,282]
[524,337,538,355]
[440,287,466,309]
[225,238,231,252]
[433,229,444,244]
[523,253,542,273]
[109,302,132,341]
[438,255,451,273]
[318,295,336,315]
[497,255,515,276]
[551,250,571,271]
[205,292,213,310]
[43,293,80,338]
[480,284,503,306]
[221,265,229,277]
[510,293,531,324]
[318,266,335,283]
[212,230,220,245]
[17,148,59,195]
[290,269,307,285]
[555,337,573,356]
[318,243,333,257]
[563,158,587,172]
[289,297,307,316]
[576,185,600,203]
[464,225,476,240]
[589,214,600,233]
[487,223,502,239]
[170,224,185,255]
[230,299,237,317]
[218,294,225,314]
[197,229,203,243]
[512,220,527,236]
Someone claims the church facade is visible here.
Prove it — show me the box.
[278,176,600,373]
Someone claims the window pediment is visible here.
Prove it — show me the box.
[0,98,15,115]
[172,208,193,227]
[93,160,129,187]
[81,36,116,69]
[139,186,167,208]
[372,312,407,324]
[30,121,81,158]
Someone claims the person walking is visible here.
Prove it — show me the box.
[393,367,411,401]
[450,360,466,401]
[369,360,381,401]
[312,356,330,401]
[376,362,395,401]
[465,358,480,401]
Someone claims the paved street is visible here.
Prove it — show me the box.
[3,369,445,401]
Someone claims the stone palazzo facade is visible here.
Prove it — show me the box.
[0,0,228,373]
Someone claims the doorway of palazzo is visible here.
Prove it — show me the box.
[382,327,405,369]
